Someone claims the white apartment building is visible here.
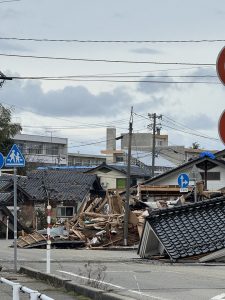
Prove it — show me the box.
[13,133,68,165]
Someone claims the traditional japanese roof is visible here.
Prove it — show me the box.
[0,192,13,205]
[138,196,225,260]
[18,170,101,202]
[0,170,101,203]
[142,156,225,185]
[87,162,151,177]
[0,175,13,191]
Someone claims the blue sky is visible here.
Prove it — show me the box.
[0,0,225,154]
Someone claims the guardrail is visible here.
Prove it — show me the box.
[0,277,54,300]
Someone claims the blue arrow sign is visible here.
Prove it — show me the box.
[0,153,4,169]
[5,144,25,167]
[178,173,189,188]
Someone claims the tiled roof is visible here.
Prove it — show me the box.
[0,192,13,205]
[140,196,225,260]
[0,175,13,191]
[18,170,99,202]
[89,163,151,177]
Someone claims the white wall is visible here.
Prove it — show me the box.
[149,165,225,191]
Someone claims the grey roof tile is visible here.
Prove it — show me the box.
[17,170,99,202]
[0,192,13,205]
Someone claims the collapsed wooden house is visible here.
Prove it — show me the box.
[17,192,147,248]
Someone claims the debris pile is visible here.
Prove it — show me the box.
[68,192,142,248]
[17,193,145,249]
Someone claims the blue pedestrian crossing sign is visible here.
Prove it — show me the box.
[178,173,189,188]
[5,144,25,167]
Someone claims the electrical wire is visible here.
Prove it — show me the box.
[0,52,215,66]
[162,123,219,141]
[11,74,217,79]
[133,111,220,144]
[0,36,225,43]
[162,115,218,140]
[13,78,219,84]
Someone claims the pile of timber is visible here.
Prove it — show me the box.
[67,192,147,248]
[17,231,46,248]
[17,193,148,249]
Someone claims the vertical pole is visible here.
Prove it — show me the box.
[6,216,9,240]
[13,167,17,272]
[12,283,21,300]
[151,113,156,178]
[46,204,51,274]
[204,161,208,190]
[194,179,197,203]
[124,107,133,246]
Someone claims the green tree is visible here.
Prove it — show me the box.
[0,104,22,155]
[191,142,200,149]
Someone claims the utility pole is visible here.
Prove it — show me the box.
[148,113,162,177]
[124,107,133,246]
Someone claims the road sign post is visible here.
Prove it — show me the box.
[5,144,25,272]
[178,173,189,193]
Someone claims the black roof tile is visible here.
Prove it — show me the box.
[18,170,99,202]
[144,196,225,260]
[0,170,100,203]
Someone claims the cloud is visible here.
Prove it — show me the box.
[0,8,17,20]
[182,113,216,130]
[188,66,217,79]
[0,80,134,117]
[0,40,29,52]
[134,95,167,112]
[137,74,177,94]
[130,47,162,55]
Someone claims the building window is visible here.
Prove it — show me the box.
[46,144,59,155]
[156,140,163,146]
[116,178,126,189]
[57,206,75,218]
[116,156,124,162]
[200,172,220,181]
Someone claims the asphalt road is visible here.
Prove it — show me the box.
[1,240,225,300]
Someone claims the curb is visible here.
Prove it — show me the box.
[20,266,134,300]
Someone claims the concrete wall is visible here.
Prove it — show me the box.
[121,132,168,151]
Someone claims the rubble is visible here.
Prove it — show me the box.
[138,195,225,262]
[16,181,225,256]
[17,192,144,249]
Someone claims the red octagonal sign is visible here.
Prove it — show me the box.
[218,110,225,144]
[217,47,225,85]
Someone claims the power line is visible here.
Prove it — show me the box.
[133,111,220,142]
[0,52,215,66]
[162,115,218,140]
[11,74,217,79]
[11,78,220,84]
[0,36,225,43]
[162,123,220,141]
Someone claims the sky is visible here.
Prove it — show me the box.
[0,0,225,155]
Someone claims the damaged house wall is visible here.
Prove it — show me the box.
[0,170,103,230]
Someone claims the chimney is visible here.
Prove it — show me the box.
[106,127,116,150]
